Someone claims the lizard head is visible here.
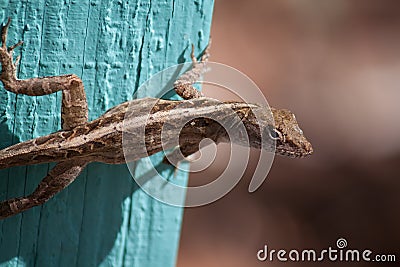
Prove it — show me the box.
[232,103,313,158]
[267,108,313,158]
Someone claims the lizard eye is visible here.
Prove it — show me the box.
[265,126,281,140]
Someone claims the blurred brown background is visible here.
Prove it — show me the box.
[177,0,400,266]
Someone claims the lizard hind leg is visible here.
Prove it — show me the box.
[173,40,211,100]
[0,19,90,219]
[0,160,87,219]
[0,18,88,130]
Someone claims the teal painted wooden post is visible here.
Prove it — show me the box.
[0,1,213,266]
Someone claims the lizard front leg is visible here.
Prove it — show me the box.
[163,141,203,166]
[163,42,211,164]
[0,18,90,218]
[173,41,211,99]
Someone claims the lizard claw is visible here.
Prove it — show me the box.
[9,40,23,52]
[190,44,197,63]
[1,17,11,49]
[201,38,211,62]
[0,18,23,85]
[190,38,211,64]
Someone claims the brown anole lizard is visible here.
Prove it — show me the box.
[0,18,313,219]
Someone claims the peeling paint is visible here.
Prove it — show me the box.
[0,1,214,266]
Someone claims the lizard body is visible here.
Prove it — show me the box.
[0,98,311,169]
[0,19,312,219]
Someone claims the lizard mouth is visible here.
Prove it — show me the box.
[276,147,313,158]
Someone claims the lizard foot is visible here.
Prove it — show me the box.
[0,18,23,86]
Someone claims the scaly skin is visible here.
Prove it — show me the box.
[0,18,312,219]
